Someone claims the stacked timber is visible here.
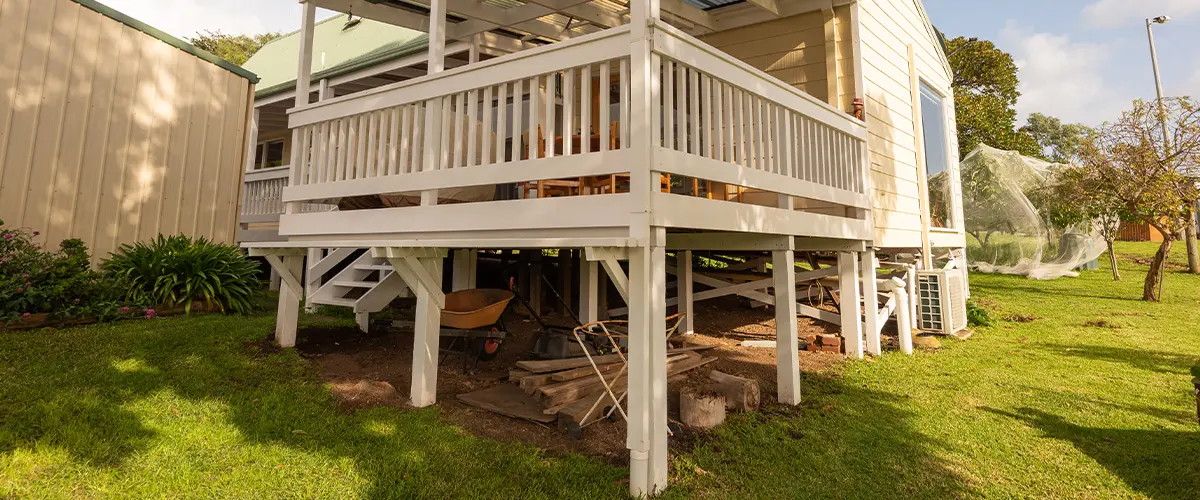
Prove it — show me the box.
[508,345,718,428]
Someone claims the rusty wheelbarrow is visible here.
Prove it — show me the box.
[439,289,515,372]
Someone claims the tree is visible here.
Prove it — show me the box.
[946,37,1040,159]
[1022,113,1093,164]
[1075,98,1200,301]
[186,30,280,66]
[1045,166,1130,281]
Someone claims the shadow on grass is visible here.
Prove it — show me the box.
[0,315,624,498]
[0,312,976,498]
[985,407,1200,500]
[667,370,975,499]
[1036,343,1196,375]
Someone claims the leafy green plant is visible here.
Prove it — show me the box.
[966,298,996,327]
[103,235,263,314]
[0,220,129,323]
[1191,364,1200,382]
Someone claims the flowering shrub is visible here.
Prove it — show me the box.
[0,220,131,324]
[103,235,262,314]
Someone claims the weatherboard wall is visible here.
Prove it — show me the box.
[0,0,256,263]
[858,0,966,249]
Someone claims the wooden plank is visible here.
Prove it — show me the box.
[514,346,714,373]
[457,384,557,423]
[537,355,716,407]
[551,353,689,382]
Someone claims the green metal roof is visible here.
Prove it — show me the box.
[69,0,259,82]
[243,14,428,99]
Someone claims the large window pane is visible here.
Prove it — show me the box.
[920,82,953,229]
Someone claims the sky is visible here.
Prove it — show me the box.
[104,0,1199,126]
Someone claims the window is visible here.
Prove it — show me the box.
[253,139,285,170]
[919,82,953,229]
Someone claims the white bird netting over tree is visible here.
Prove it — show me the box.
[954,144,1107,280]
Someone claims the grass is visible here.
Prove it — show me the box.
[3,242,1199,498]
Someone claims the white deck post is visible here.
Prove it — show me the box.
[580,260,599,324]
[269,267,281,292]
[773,242,801,404]
[678,251,694,334]
[244,107,259,173]
[452,249,472,291]
[626,234,668,497]
[894,285,914,354]
[305,248,321,313]
[295,2,316,108]
[421,0,447,205]
[907,265,919,331]
[410,255,444,407]
[275,255,304,348]
[629,0,665,494]
[838,251,864,359]
[862,248,881,356]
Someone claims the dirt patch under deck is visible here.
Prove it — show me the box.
[291,296,847,463]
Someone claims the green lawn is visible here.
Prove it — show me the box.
[3,242,1199,498]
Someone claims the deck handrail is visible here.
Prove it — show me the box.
[651,20,867,140]
[288,26,633,129]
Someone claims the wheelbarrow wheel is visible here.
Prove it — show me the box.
[477,329,504,361]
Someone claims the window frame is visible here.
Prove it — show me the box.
[917,79,956,231]
[254,138,286,170]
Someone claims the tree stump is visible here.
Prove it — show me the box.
[680,388,726,429]
[707,371,760,412]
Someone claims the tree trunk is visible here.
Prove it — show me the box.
[1186,221,1199,274]
[1107,239,1120,281]
[1143,238,1173,302]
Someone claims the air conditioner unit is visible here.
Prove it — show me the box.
[916,269,967,335]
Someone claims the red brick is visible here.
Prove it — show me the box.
[806,343,820,352]
[821,344,842,353]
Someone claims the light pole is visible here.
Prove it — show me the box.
[1146,15,1198,273]
[1146,15,1170,143]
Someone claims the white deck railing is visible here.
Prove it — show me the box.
[278,22,870,237]
[241,166,290,217]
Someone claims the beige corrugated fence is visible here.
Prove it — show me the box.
[0,0,255,264]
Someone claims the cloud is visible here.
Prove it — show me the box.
[1000,23,1124,125]
[100,0,325,39]
[1083,0,1200,29]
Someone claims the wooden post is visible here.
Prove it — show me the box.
[894,284,914,355]
[773,244,801,404]
[580,259,599,323]
[626,235,668,497]
[421,0,447,205]
[295,2,316,107]
[411,255,444,407]
[355,312,369,333]
[838,251,864,359]
[467,249,478,289]
[862,248,881,356]
[628,0,665,493]
[531,251,543,316]
[244,107,260,172]
[305,248,321,313]
[269,267,281,292]
[679,251,694,334]
[275,255,304,348]
[452,249,472,291]
[559,250,573,316]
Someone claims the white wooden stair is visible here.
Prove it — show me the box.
[307,251,411,330]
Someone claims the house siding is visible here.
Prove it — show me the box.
[701,0,964,250]
[0,0,254,263]
[859,0,965,249]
